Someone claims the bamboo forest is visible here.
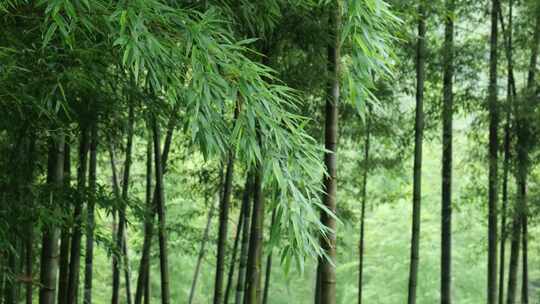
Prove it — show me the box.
[2,0,540,303]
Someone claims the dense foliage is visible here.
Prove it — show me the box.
[0,0,539,303]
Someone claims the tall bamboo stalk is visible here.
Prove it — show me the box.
[189,194,217,304]
[440,1,455,303]
[358,117,371,304]
[224,199,246,304]
[39,133,65,304]
[58,142,71,304]
[317,2,341,304]
[235,176,252,304]
[152,117,171,304]
[244,167,264,304]
[67,125,90,304]
[84,120,98,304]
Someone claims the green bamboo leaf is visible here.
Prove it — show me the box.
[43,23,58,46]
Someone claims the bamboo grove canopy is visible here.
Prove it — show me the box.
[0,0,395,267]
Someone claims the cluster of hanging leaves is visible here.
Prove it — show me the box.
[342,0,400,120]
